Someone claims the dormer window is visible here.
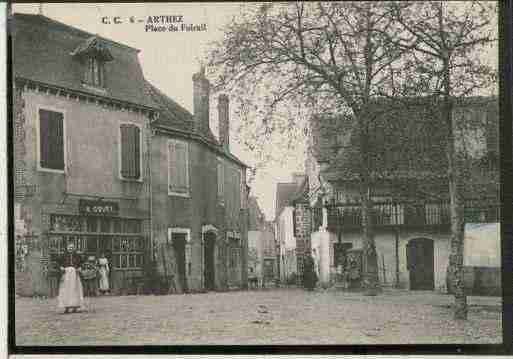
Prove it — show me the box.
[71,36,113,90]
[85,57,105,87]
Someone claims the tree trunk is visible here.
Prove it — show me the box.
[443,63,467,320]
[361,188,380,295]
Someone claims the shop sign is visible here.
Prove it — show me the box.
[79,199,119,216]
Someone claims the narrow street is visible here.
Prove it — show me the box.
[15,288,501,345]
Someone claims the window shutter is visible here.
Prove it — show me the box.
[133,126,141,179]
[168,141,177,191]
[176,141,187,191]
[120,125,129,178]
[39,109,64,170]
[120,125,141,179]
[52,112,64,169]
[39,110,50,168]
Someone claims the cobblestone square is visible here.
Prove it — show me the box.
[15,288,502,346]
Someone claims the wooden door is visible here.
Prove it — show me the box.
[172,233,188,293]
[204,233,216,291]
[406,238,434,290]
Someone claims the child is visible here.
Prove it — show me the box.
[81,256,98,297]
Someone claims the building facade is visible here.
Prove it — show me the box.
[299,98,499,293]
[146,70,249,293]
[12,13,157,296]
[12,13,249,296]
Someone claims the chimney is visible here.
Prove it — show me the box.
[218,94,230,150]
[192,66,210,134]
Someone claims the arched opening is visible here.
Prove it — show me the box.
[204,231,216,291]
[406,237,434,290]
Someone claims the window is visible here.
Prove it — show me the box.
[84,57,105,88]
[168,139,189,196]
[217,158,224,203]
[120,123,141,180]
[48,215,145,270]
[38,109,65,171]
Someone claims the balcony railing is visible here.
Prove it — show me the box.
[312,199,498,231]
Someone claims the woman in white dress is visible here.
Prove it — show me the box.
[97,252,110,295]
[57,242,84,313]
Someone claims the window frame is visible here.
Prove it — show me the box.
[167,138,190,197]
[118,121,143,182]
[167,227,191,243]
[36,106,67,174]
[83,56,106,89]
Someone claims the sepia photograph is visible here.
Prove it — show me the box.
[8,0,509,352]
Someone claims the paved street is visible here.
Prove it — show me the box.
[15,288,501,346]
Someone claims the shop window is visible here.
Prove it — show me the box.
[48,215,144,270]
[120,123,141,180]
[168,139,189,196]
[38,109,65,172]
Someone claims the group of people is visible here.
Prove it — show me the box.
[57,242,110,314]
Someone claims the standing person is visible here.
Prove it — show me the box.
[97,252,110,295]
[57,242,84,314]
[303,250,318,291]
[81,256,98,297]
[312,248,320,284]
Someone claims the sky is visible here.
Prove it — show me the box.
[12,2,305,221]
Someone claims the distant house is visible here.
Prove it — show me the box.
[299,97,499,292]
[248,197,277,286]
[12,13,249,296]
[275,174,305,284]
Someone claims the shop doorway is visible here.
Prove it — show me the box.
[172,233,188,293]
[406,238,434,290]
[204,232,216,291]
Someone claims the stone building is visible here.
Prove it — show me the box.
[12,13,249,296]
[12,13,157,296]
[145,69,249,293]
[299,97,499,293]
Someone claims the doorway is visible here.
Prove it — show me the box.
[172,233,188,293]
[406,238,434,290]
[204,232,216,291]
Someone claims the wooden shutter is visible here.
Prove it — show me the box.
[168,141,177,191]
[39,109,64,170]
[175,141,187,192]
[133,126,141,179]
[120,124,140,179]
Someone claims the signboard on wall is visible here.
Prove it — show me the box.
[79,199,119,216]
[464,223,500,267]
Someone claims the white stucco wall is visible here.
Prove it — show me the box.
[319,229,452,291]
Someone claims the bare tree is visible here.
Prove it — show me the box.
[207,2,415,295]
[387,0,497,319]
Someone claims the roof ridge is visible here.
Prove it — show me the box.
[13,13,140,52]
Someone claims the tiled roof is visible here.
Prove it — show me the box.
[312,96,498,183]
[11,13,156,109]
[144,80,247,168]
[275,182,299,219]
